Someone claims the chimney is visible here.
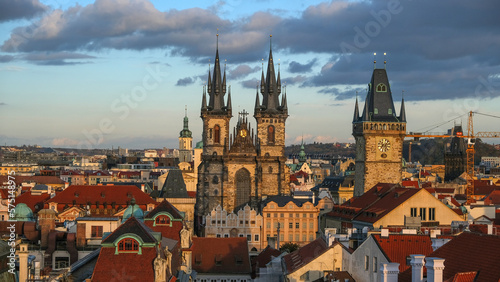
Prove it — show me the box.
[141,184,146,192]
[381,228,389,238]
[379,263,399,282]
[425,257,445,282]
[76,223,86,248]
[18,243,29,282]
[487,224,493,235]
[410,255,425,282]
[65,182,69,189]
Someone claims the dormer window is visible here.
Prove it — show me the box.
[118,238,139,252]
[376,83,387,92]
[155,215,171,226]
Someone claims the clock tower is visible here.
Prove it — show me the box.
[352,66,406,196]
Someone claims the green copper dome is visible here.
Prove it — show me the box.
[195,140,203,149]
[122,198,144,223]
[14,203,35,222]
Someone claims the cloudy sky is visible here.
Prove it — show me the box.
[1,0,499,149]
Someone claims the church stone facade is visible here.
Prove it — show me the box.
[195,38,290,232]
[352,67,406,196]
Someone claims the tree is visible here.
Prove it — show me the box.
[280,242,299,253]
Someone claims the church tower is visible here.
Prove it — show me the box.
[254,36,289,196]
[179,106,193,163]
[352,62,406,196]
[197,34,232,222]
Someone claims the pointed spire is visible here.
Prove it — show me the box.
[373,52,377,69]
[261,35,280,111]
[384,52,387,69]
[227,85,232,112]
[180,106,192,138]
[282,85,288,112]
[277,61,281,94]
[260,61,265,94]
[201,85,207,111]
[254,87,260,113]
[222,60,227,93]
[207,33,226,112]
[400,90,406,122]
[363,91,370,121]
[353,91,360,122]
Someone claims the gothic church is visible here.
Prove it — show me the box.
[195,37,290,231]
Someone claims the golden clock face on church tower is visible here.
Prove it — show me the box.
[239,129,247,138]
[378,138,391,152]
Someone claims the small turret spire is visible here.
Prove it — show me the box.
[254,87,260,113]
[400,90,406,122]
[227,85,232,113]
[201,85,207,111]
[384,52,387,69]
[353,91,360,122]
[373,52,377,69]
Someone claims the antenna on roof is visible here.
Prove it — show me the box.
[384,52,387,69]
[373,53,377,69]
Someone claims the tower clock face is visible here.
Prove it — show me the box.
[378,138,391,152]
[239,129,247,138]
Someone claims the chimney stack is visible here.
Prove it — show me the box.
[410,255,425,282]
[425,257,445,282]
[379,263,399,282]
[18,243,29,282]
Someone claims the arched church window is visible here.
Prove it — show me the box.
[118,238,139,252]
[376,83,387,92]
[214,125,220,144]
[268,125,275,143]
[213,175,219,184]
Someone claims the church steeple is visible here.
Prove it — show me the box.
[259,35,281,112]
[180,106,192,138]
[360,68,397,122]
[205,33,228,113]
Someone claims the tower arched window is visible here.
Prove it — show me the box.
[376,83,387,92]
[118,238,139,252]
[214,125,220,144]
[268,125,275,143]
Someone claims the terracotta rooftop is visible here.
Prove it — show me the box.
[103,216,157,244]
[484,190,500,205]
[46,185,157,207]
[145,200,183,220]
[402,232,500,282]
[444,271,478,282]
[14,191,50,213]
[372,234,433,273]
[282,237,329,274]
[189,237,251,274]
[0,175,65,185]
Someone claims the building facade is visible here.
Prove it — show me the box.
[196,37,290,232]
[444,125,466,181]
[352,67,406,196]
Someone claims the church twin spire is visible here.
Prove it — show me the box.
[255,35,288,115]
[202,34,231,115]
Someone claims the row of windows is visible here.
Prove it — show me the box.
[266,213,315,218]
[216,234,259,242]
[210,220,256,226]
[266,233,315,242]
[410,207,436,221]
[265,222,315,229]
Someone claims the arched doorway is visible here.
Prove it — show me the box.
[235,168,251,208]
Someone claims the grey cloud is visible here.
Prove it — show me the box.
[229,64,259,80]
[0,0,47,22]
[21,52,96,65]
[288,59,317,73]
[241,78,260,89]
[0,55,15,62]
[0,102,6,106]
[176,77,195,86]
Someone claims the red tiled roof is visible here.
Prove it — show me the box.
[372,234,433,273]
[421,182,433,189]
[402,180,419,188]
[282,237,329,274]
[60,170,82,176]
[190,237,251,274]
[428,232,500,281]
[14,191,50,213]
[444,271,478,282]
[0,189,10,199]
[46,185,157,207]
[88,170,111,176]
[434,188,455,194]
[425,187,436,194]
[92,245,157,281]
[484,190,500,205]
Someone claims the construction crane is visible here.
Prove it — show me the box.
[406,111,500,204]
